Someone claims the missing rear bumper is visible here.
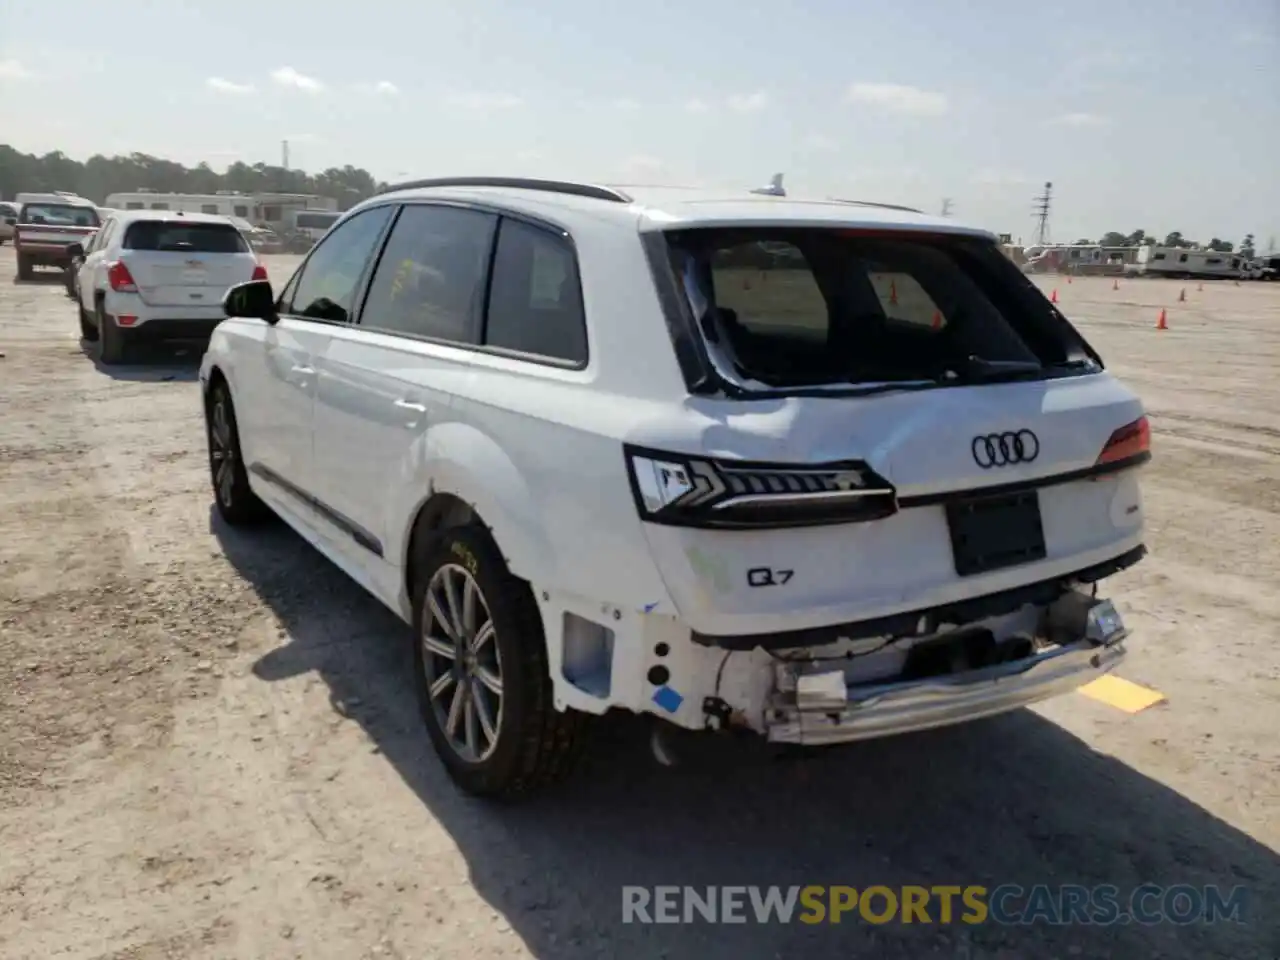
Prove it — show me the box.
[765,596,1128,746]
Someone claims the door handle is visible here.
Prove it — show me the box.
[291,365,315,375]
[394,399,426,413]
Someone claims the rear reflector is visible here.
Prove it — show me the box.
[116,315,139,327]
[251,264,268,281]
[1096,415,1151,466]
[107,260,137,293]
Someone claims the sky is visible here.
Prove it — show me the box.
[2,0,1277,248]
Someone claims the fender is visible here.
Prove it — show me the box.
[391,420,560,589]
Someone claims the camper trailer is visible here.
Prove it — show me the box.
[1127,246,1243,280]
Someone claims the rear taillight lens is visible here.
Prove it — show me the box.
[1096,415,1151,467]
[624,445,898,529]
[106,260,137,292]
[251,263,268,281]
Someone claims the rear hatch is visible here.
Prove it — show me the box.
[120,220,259,306]
[16,202,100,250]
[628,223,1150,636]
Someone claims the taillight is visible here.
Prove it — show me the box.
[251,263,268,281]
[107,260,137,292]
[1096,416,1151,467]
[624,445,899,529]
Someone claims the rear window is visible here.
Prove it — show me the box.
[123,221,249,253]
[19,204,100,227]
[665,227,1092,390]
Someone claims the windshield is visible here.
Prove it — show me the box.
[19,203,100,227]
[665,227,1096,392]
[123,221,249,253]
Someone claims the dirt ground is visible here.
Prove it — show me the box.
[0,251,1277,959]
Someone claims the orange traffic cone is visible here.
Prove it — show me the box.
[1178,288,1186,302]
[1156,308,1168,330]
[889,280,898,306]
[1050,289,1058,303]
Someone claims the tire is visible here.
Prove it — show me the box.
[96,302,127,365]
[16,256,33,281]
[411,524,587,800]
[78,301,98,342]
[205,381,270,525]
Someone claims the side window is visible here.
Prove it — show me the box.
[201,204,219,215]
[286,205,395,324]
[233,205,249,218]
[94,220,115,252]
[360,204,496,343]
[484,218,587,364]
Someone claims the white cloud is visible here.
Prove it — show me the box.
[444,91,524,109]
[683,98,711,114]
[1050,111,1109,127]
[727,91,769,113]
[271,66,324,92]
[612,97,641,111]
[206,76,254,95]
[0,59,33,80]
[373,80,399,95]
[846,82,947,116]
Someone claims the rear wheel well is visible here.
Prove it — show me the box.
[405,493,481,599]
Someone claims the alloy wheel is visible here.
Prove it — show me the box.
[421,563,504,763]
[209,398,236,508]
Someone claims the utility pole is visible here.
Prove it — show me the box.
[1031,181,1052,246]
[282,139,290,170]
[940,198,953,217]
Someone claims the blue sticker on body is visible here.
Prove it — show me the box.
[642,601,659,613]
[651,685,684,713]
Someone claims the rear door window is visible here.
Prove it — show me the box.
[122,221,250,253]
[360,204,496,344]
[20,204,100,227]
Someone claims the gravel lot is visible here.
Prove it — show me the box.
[1,251,1277,959]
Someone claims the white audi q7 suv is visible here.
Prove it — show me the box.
[200,177,1150,799]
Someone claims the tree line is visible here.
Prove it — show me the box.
[1080,230,1259,259]
[0,145,385,211]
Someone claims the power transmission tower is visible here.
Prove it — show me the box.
[1032,181,1052,246]
[940,198,953,217]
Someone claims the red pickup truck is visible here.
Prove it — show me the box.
[11,200,101,281]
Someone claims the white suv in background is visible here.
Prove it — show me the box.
[72,210,265,364]
[200,177,1151,800]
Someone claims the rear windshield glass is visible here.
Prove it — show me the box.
[664,227,1094,390]
[123,221,249,253]
[19,204,100,227]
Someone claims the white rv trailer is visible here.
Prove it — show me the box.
[104,190,257,219]
[289,207,341,239]
[1126,245,1244,280]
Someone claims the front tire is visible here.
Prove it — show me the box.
[412,524,586,800]
[16,255,33,281]
[206,382,269,525]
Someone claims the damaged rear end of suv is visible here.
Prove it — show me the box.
[608,201,1150,753]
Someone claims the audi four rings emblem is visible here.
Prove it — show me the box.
[971,430,1040,468]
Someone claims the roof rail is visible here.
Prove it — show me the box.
[828,197,925,214]
[377,177,633,203]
